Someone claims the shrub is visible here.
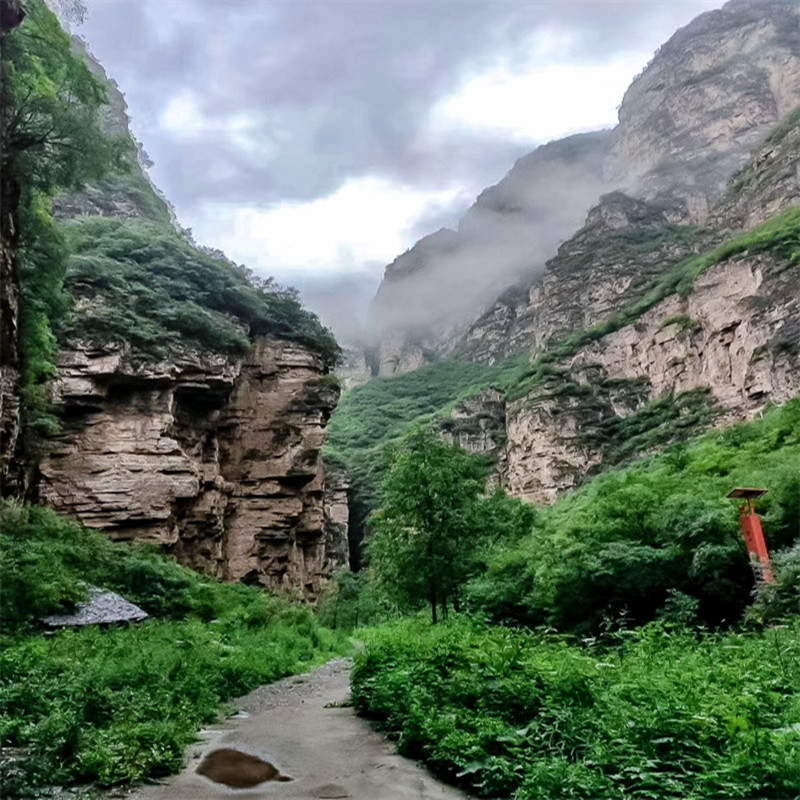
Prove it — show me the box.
[0,503,349,795]
[351,618,800,800]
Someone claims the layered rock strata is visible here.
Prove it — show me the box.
[505,247,800,504]
[39,337,342,597]
[367,0,800,374]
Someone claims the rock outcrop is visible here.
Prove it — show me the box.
[607,0,800,221]
[366,0,800,374]
[39,337,342,598]
[505,245,800,504]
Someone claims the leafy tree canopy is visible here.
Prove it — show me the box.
[368,426,533,623]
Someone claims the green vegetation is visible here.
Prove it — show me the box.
[469,398,800,631]
[328,359,524,456]
[61,217,339,363]
[368,426,534,623]
[352,618,800,799]
[0,503,348,795]
[765,103,800,146]
[326,358,526,562]
[509,206,800,400]
[580,387,718,469]
[1,0,126,433]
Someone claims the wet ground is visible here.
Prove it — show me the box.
[124,658,472,800]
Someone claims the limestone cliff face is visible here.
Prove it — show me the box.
[39,337,341,597]
[607,0,800,222]
[439,388,507,489]
[505,247,800,504]
[367,0,800,373]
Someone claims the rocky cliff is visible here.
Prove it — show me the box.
[4,25,348,597]
[367,0,800,375]
[369,131,612,375]
[453,107,800,503]
[329,3,799,542]
[39,338,341,596]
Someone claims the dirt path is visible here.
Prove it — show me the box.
[125,659,473,800]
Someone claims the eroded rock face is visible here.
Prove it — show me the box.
[367,0,800,372]
[439,388,508,489]
[322,462,350,573]
[607,0,800,221]
[505,251,800,504]
[368,132,612,375]
[39,337,343,598]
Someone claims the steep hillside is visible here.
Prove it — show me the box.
[369,131,612,376]
[328,101,800,548]
[365,0,800,375]
[1,1,346,597]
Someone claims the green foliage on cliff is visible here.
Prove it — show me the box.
[1,0,126,432]
[0,502,348,794]
[61,216,340,363]
[351,618,800,800]
[580,387,718,469]
[508,206,800,401]
[468,398,800,631]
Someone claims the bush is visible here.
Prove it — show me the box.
[351,618,800,799]
[62,217,339,364]
[470,399,800,631]
[0,503,349,795]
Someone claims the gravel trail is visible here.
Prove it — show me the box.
[124,658,473,800]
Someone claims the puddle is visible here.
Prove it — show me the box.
[196,748,292,789]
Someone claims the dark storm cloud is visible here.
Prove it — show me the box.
[79,0,721,212]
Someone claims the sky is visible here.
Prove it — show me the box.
[73,0,724,331]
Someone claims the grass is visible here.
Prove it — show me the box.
[351,617,800,800]
[0,503,349,795]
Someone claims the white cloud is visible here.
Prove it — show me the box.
[429,51,646,143]
[189,177,465,280]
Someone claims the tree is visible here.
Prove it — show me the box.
[0,0,123,485]
[367,426,489,623]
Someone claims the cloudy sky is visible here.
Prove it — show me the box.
[75,0,722,324]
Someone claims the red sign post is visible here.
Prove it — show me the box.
[727,488,775,585]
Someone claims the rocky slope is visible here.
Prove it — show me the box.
[448,110,800,503]
[7,28,348,597]
[367,0,800,375]
[39,339,342,595]
[369,131,612,376]
[329,11,799,547]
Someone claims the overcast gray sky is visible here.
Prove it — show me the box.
[76,0,723,299]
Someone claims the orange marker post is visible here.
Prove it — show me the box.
[727,488,775,585]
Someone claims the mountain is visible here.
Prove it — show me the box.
[328,0,800,550]
[0,1,347,597]
[364,0,800,377]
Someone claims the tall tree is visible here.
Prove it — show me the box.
[367,426,488,623]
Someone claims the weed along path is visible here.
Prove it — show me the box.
[125,658,472,800]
